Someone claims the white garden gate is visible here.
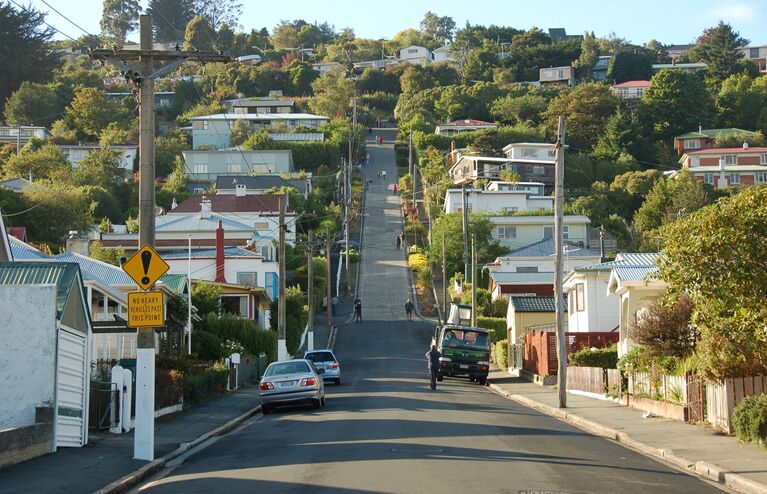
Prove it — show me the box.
[56,327,88,447]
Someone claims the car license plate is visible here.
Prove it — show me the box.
[460,364,469,369]
[279,381,297,388]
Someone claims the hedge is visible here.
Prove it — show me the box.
[477,316,506,341]
[492,339,508,370]
[569,346,618,369]
[732,394,767,447]
[183,362,229,403]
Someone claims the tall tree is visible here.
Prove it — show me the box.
[0,3,61,115]
[716,73,767,129]
[146,0,196,42]
[572,31,599,80]
[420,11,456,44]
[543,82,620,149]
[642,69,714,142]
[3,82,61,128]
[607,50,654,83]
[100,0,141,46]
[692,21,748,82]
[194,0,242,30]
[308,71,353,118]
[183,15,216,51]
[65,87,129,139]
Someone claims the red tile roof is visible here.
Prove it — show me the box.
[172,194,284,213]
[687,147,767,155]
[612,80,652,88]
[441,119,495,127]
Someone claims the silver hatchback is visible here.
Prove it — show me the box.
[259,359,326,414]
[304,349,341,385]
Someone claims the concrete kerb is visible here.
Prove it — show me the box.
[94,402,263,494]
[487,382,766,494]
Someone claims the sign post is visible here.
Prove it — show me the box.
[123,244,169,461]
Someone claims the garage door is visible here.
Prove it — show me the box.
[57,328,87,447]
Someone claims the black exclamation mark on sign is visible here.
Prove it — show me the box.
[141,250,152,285]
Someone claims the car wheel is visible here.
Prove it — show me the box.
[478,377,487,385]
[261,404,271,415]
[320,396,326,406]
[312,398,322,409]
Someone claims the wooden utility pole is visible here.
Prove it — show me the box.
[345,90,356,294]
[277,195,288,361]
[87,15,230,463]
[307,230,314,351]
[442,232,447,322]
[462,184,470,282]
[554,115,567,409]
[326,236,332,328]
[471,234,477,327]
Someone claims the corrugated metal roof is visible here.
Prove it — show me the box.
[490,272,557,284]
[500,239,602,258]
[156,213,255,232]
[510,295,566,312]
[612,266,658,282]
[0,261,80,313]
[160,273,188,295]
[575,252,659,272]
[9,236,50,260]
[162,246,264,259]
[53,252,135,286]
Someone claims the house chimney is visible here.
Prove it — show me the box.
[171,197,177,210]
[717,157,728,190]
[699,124,702,133]
[235,183,247,197]
[215,220,226,282]
[200,196,212,219]
[743,141,749,149]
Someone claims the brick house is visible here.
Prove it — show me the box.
[679,145,767,189]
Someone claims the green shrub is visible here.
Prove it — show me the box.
[569,345,618,369]
[617,346,647,373]
[492,340,508,370]
[341,248,360,262]
[732,394,767,447]
[476,316,506,341]
[183,362,229,403]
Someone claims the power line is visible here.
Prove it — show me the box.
[38,0,93,38]
[8,0,78,42]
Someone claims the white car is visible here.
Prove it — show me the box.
[304,349,341,385]
[259,359,326,414]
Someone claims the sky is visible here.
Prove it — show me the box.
[25,0,767,47]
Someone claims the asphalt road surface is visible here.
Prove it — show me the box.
[133,130,723,494]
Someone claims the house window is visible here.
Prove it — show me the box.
[408,49,417,54]
[532,165,545,175]
[756,172,767,183]
[193,187,205,194]
[547,149,556,158]
[575,283,585,312]
[227,164,242,173]
[517,266,538,273]
[192,164,207,174]
[724,155,737,165]
[563,225,569,239]
[501,207,519,214]
[521,147,537,158]
[557,69,564,79]
[683,139,700,149]
[761,154,767,165]
[703,173,714,185]
[569,292,575,314]
[751,47,760,58]
[260,245,272,259]
[237,272,258,287]
[543,226,553,239]
[202,121,209,130]
[730,173,740,185]
[220,295,248,317]
[636,88,644,97]
[496,226,517,239]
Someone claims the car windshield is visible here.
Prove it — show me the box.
[265,361,311,376]
[305,351,335,363]
[442,329,489,350]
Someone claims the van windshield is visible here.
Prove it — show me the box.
[442,329,489,350]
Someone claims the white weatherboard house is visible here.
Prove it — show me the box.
[182,149,294,182]
[605,253,667,357]
[563,257,621,335]
[58,144,138,173]
[399,45,433,66]
[190,113,329,150]
[0,262,93,453]
[444,181,551,215]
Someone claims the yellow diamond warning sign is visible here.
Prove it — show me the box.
[128,291,164,328]
[122,244,169,291]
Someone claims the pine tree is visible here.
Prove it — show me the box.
[146,0,196,42]
[100,0,141,46]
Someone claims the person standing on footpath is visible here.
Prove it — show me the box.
[405,298,414,320]
[426,344,442,390]
[396,234,402,251]
[354,298,362,322]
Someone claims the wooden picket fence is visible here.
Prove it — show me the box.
[706,376,767,433]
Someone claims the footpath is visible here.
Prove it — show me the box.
[488,370,767,494]
[0,386,263,494]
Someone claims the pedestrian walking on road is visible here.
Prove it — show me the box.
[382,169,387,181]
[426,344,442,390]
[405,298,414,320]
[396,234,402,251]
[393,184,398,195]
[378,135,383,146]
[354,298,362,322]
[331,296,338,316]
